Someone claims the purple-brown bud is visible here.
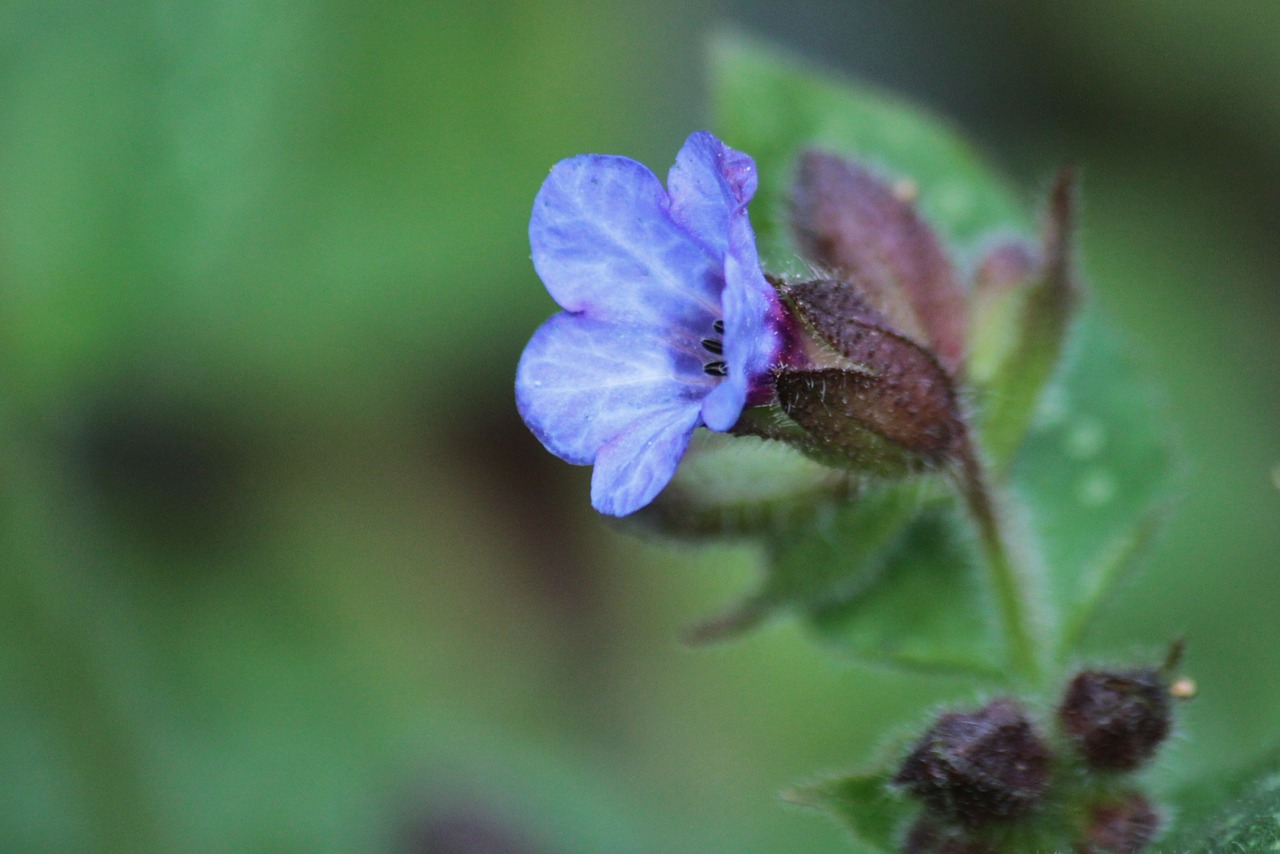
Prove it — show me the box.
[894,699,1053,828]
[776,279,964,472]
[791,150,967,374]
[973,240,1040,299]
[901,816,996,854]
[1080,792,1161,853]
[1058,669,1172,772]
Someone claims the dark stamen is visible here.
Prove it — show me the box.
[703,361,727,377]
[700,338,723,355]
[713,319,725,334]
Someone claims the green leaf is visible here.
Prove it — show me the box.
[785,767,910,853]
[806,503,1005,678]
[1010,307,1175,656]
[1164,753,1280,852]
[686,481,929,643]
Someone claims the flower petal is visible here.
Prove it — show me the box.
[516,312,710,465]
[521,133,786,516]
[530,154,720,328]
[699,372,746,432]
[667,131,758,257]
[590,405,702,516]
[702,199,783,431]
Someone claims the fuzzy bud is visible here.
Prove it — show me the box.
[901,817,996,854]
[894,699,1053,828]
[973,240,1040,298]
[790,150,967,373]
[1081,792,1161,853]
[776,279,963,473]
[1059,669,1172,772]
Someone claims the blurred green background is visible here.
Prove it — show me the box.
[1,2,1277,851]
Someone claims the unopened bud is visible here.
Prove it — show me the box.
[790,150,966,373]
[1059,669,1172,772]
[1081,792,1161,853]
[968,167,1081,464]
[973,240,1040,299]
[894,699,1052,828]
[777,280,963,471]
[901,816,995,854]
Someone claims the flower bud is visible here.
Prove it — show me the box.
[968,239,1039,385]
[901,817,996,854]
[894,699,1052,828]
[1081,792,1161,853]
[973,240,1040,299]
[1058,669,1171,772]
[790,149,966,373]
[776,279,963,473]
[967,166,1080,464]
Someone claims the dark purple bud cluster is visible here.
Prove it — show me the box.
[893,660,1183,852]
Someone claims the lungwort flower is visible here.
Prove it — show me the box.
[516,132,788,516]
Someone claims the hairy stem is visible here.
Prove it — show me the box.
[956,434,1043,683]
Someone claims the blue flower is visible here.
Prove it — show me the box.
[516,132,786,516]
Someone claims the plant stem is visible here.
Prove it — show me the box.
[956,434,1043,684]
